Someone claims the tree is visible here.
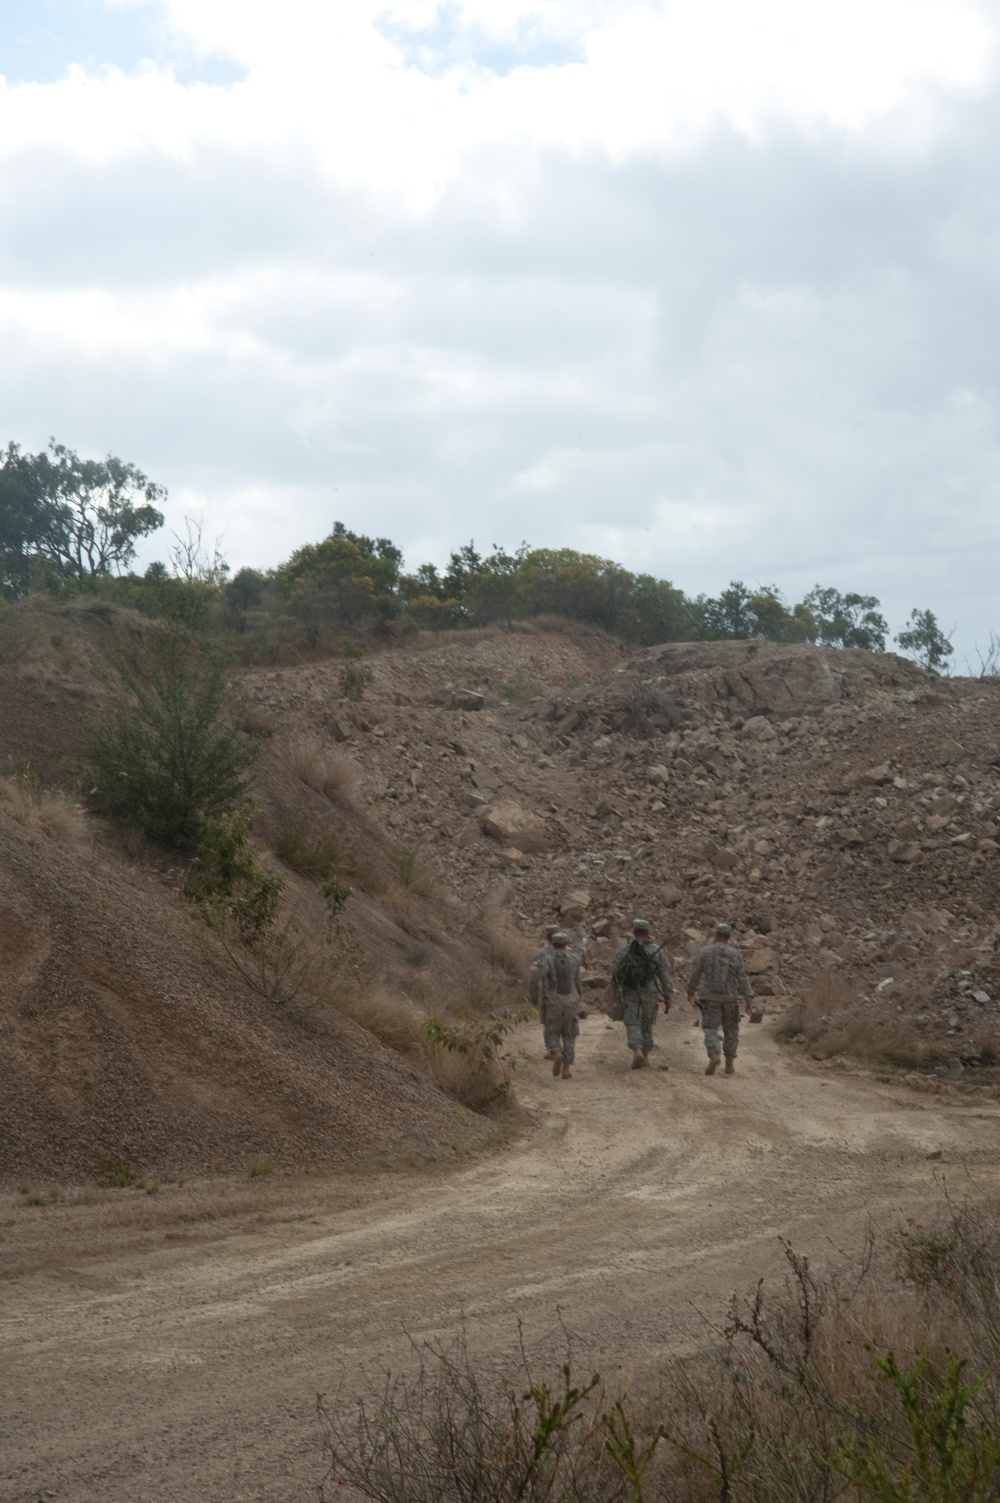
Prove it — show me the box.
[278,522,403,642]
[87,627,258,848]
[0,439,165,591]
[0,442,60,597]
[747,587,815,643]
[699,581,756,638]
[801,586,887,651]
[41,441,165,579]
[225,567,266,633]
[897,608,953,672]
[169,516,229,586]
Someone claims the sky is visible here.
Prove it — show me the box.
[2,0,1000,665]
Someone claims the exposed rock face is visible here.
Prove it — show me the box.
[573,640,932,735]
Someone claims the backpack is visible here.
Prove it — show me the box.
[552,948,576,995]
[615,939,662,992]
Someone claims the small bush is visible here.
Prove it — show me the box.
[494,668,541,703]
[275,828,342,880]
[87,626,257,849]
[95,1157,135,1188]
[339,663,374,701]
[186,812,285,947]
[290,735,357,803]
[392,850,435,896]
[484,905,534,977]
[422,1010,529,1108]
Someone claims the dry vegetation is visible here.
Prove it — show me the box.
[321,1200,1000,1503]
[484,901,536,977]
[0,772,89,845]
[775,975,960,1072]
[290,733,358,803]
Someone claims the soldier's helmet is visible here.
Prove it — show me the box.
[714,922,733,938]
[552,931,570,946]
[632,919,650,933]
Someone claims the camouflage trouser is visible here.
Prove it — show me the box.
[544,1001,579,1065]
[700,999,741,1061]
[622,993,659,1053]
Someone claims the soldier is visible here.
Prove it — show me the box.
[611,919,672,1070]
[686,922,754,1076]
[529,925,561,1057]
[540,931,582,1080]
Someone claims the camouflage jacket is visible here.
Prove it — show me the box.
[610,938,672,1000]
[536,947,581,1007]
[687,942,754,1003]
[528,944,553,1006]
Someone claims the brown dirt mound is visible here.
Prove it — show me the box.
[0,807,492,1184]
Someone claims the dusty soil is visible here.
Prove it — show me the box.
[4,1015,1000,1503]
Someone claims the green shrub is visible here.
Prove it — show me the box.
[494,668,540,703]
[186,811,285,946]
[275,829,341,880]
[392,849,435,896]
[87,626,258,849]
[339,662,374,701]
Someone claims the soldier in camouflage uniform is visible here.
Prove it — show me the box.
[687,923,754,1075]
[529,925,561,1057]
[539,932,582,1080]
[611,919,672,1070]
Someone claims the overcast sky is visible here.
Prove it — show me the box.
[2,1,1000,664]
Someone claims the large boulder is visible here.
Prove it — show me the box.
[481,800,547,852]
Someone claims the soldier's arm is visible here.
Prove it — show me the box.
[686,952,703,998]
[735,952,755,1003]
[655,950,672,998]
[610,944,627,982]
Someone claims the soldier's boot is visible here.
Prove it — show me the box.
[631,1048,647,1070]
[561,1058,572,1080]
[724,1057,735,1075]
[551,1052,563,1077]
[705,1054,721,1076]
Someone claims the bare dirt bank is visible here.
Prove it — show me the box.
[4,1017,1000,1503]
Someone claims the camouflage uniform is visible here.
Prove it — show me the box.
[687,941,754,1065]
[528,944,554,1024]
[611,938,672,1055]
[538,945,582,1065]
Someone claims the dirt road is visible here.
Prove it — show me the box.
[4,1018,1000,1503]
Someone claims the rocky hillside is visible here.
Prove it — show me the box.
[248,629,1000,1078]
[2,607,999,1185]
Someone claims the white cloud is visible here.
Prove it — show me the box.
[3,1,1000,663]
[2,1,994,202]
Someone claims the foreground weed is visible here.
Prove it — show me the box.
[829,1351,1000,1503]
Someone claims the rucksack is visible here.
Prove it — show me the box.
[552,948,576,995]
[615,939,662,991]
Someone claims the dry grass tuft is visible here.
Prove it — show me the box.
[421,1032,509,1110]
[290,734,357,803]
[777,976,949,1070]
[0,775,89,844]
[483,905,534,978]
[333,982,426,1055]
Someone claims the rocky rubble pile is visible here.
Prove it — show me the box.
[245,632,1000,1079]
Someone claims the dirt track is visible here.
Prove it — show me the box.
[4,1017,1000,1503]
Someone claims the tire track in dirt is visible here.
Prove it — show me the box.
[3,1018,1000,1503]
